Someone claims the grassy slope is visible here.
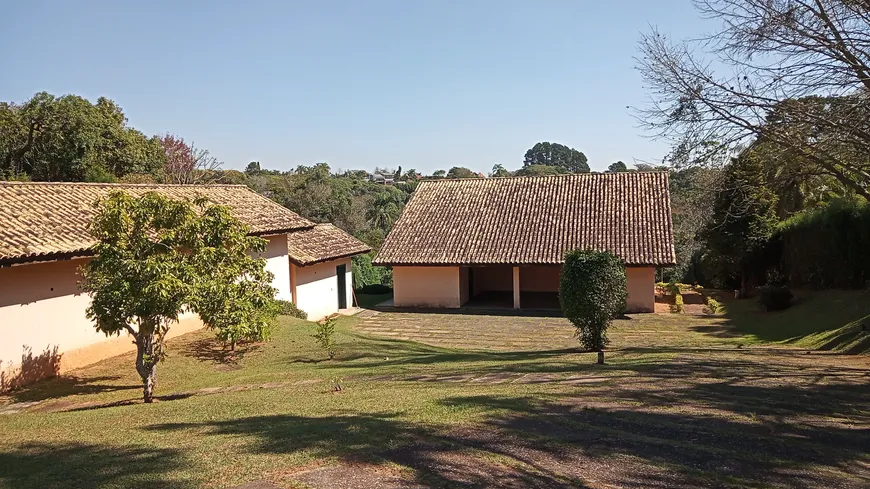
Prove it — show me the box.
[1,300,868,488]
[722,289,870,353]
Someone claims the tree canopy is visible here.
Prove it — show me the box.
[523,142,589,173]
[637,0,870,200]
[80,192,278,402]
[446,166,479,179]
[608,161,628,172]
[0,92,165,181]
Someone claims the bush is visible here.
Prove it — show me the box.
[758,285,793,311]
[704,296,722,315]
[313,315,338,360]
[352,253,393,290]
[560,250,627,362]
[669,294,685,314]
[767,200,870,289]
[357,283,392,294]
[276,300,308,320]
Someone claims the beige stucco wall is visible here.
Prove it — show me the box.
[0,258,205,391]
[393,266,461,308]
[626,266,655,313]
[293,257,353,321]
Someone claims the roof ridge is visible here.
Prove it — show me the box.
[419,171,668,184]
[0,181,248,188]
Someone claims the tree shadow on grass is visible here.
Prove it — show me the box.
[440,392,870,488]
[2,375,140,404]
[147,413,590,489]
[0,442,194,489]
[179,336,262,365]
[143,380,870,489]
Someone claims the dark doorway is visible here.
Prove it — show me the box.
[336,264,347,309]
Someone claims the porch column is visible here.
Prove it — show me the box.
[512,266,521,309]
[290,264,298,304]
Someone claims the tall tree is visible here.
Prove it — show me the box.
[245,161,261,175]
[0,92,164,181]
[637,0,870,200]
[490,163,511,177]
[701,154,779,294]
[514,164,564,177]
[608,161,629,172]
[80,192,278,402]
[523,142,589,173]
[446,166,478,178]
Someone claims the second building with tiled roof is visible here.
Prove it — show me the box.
[374,172,675,312]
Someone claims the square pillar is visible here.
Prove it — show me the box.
[512,266,521,309]
[290,263,298,305]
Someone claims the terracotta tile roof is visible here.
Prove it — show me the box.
[373,173,675,266]
[287,224,371,266]
[0,182,314,264]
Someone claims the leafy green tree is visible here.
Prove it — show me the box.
[608,161,628,172]
[446,166,478,178]
[188,203,279,352]
[514,164,564,177]
[403,168,420,181]
[80,192,278,402]
[245,161,261,175]
[431,169,446,178]
[490,164,511,177]
[559,250,627,364]
[523,142,589,173]
[701,154,779,294]
[367,189,402,231]
[0,92,164,181]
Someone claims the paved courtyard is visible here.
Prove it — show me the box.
[355,310,744,351]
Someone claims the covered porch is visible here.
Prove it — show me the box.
[391,264,655,313]
[461,265,561,310]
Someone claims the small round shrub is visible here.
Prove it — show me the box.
[669,294,685,314]
[275,300,308,319]
[758,285,793,311]
[560,250,627,354]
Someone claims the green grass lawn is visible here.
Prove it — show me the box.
[722,289,870,353]
[1,298,868,489]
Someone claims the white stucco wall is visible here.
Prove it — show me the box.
[258,234,292,302]
[393,266,461,308]
[293,257,353,321]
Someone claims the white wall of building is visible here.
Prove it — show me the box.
[293,257,353,321]
[258,234,292,301]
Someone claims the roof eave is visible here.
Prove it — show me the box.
[290,247,372,268]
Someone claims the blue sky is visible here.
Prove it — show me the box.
[2,1,712,173]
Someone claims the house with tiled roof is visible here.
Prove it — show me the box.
[374,172,675,312]
[0,182,369,389]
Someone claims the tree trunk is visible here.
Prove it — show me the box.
[597,351,605,365]
[134,320,162,403]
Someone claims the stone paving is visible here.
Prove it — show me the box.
[354,311,578,351]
